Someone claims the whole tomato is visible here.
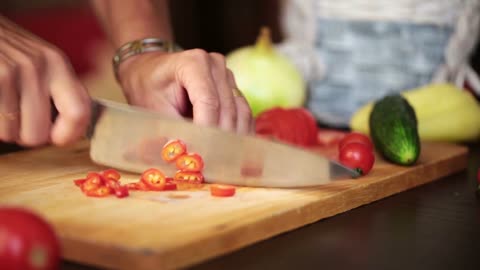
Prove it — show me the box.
[0,207,60,270]
[338,132,374,151]
[339,142,375,175]
[255,107,319,147]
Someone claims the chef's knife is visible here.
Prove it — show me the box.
[86,98,360,188]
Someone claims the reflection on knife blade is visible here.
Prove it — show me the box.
[87,98,360,188]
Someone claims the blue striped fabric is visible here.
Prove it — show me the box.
[307,18,453,127]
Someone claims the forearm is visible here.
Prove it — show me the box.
[90,0,173,48]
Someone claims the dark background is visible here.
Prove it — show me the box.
[1,0,478,73]
[0,0,284,76]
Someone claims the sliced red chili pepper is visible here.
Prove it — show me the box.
[113,186,129,198]
[81,178,100,193]
[175,153,204,172]
[141,168,166,191]
[126,181,150,191]
[106,179,122,191]
[174,171,204,183]
[164,182,177,191]
[137,181,149,191]
[85,186,112,197]
[176,182,203,191]
[73,179,86,187]
[126,182,140,190]
[85,172,105,185]
[102,169,121,181]
[210,184,236,197]
[162,139,187,162]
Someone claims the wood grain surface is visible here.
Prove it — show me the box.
[0,140,468,270]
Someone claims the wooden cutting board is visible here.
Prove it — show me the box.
[0,140,468,270]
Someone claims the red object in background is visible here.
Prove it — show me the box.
[0,207,61,270]
[317,129,348,147]
[338,132,373,151]
[338,142,375,175]
[4,7,106,76]
[477,168,480,184]
[255,107,319,147]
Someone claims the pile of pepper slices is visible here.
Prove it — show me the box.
[74,139,236,198]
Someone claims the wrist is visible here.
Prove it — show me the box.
[112,38,182,81]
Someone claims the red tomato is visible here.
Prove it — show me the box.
[141,168,166,191]
[338,132,373,151]
[255,107,318,147]
[101,169,121,181]
[293,108,318,146]
[161,139,187,162]
[175,153,204,172]
[338,142,375,175]
[0,207,60,270]
[255,108,291,143]
[210,184,236,197]
[174,171,204,183]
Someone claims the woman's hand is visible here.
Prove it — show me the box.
[0,16,91,147]
[117,49,254,134]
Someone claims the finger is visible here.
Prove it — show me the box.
[179,49,220,127]
[47,49,91,146]
[0,52,20,143]
[226,69,253,134]
[209,53,237,132]
[0,39,51,147]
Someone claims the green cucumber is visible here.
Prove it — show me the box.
[369,94,420,165]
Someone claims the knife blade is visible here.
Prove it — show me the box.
[86,98,359,188]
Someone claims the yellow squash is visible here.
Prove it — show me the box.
[350,83,480,142]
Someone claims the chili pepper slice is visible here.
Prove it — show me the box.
[162,139,187,162]
[174,171,204,183]
[210,184,236,197]
[73,179,86,187]
[85,186,112,197]
[106,179,120,190]
[137,181,149,191]
[141,168,166,191]
[175,153,204,172]
[85,172,105,185]
[102,169,121,181]
[164,182,177,191]
[113,186,129,198]
[126,181,150,191]
[81,178,100,193]
[126,182,140,190]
